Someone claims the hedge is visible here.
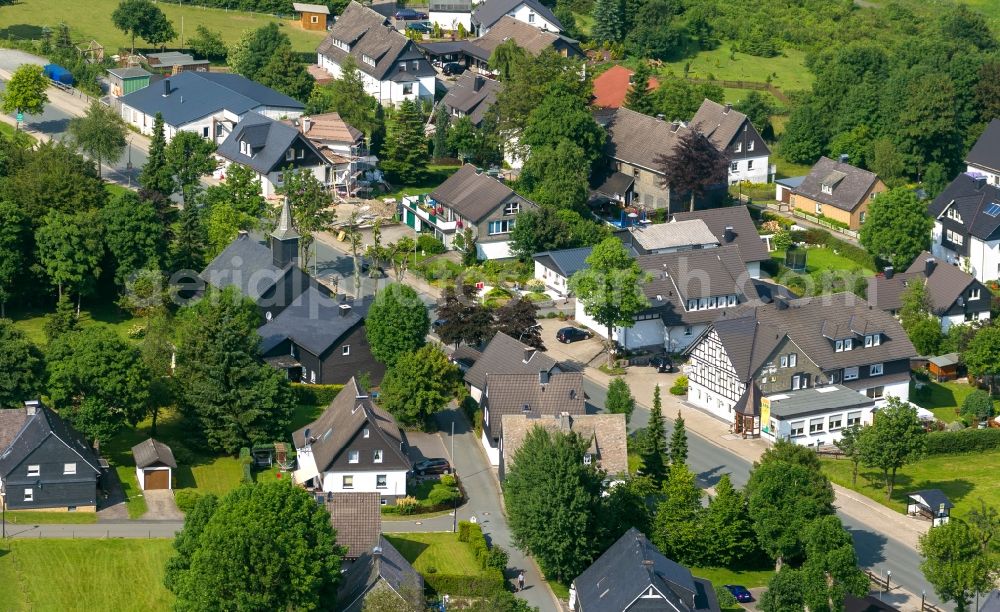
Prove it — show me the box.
[238,447,252,483]
[925,428,1000,456]
[423,570,506,597]
[291,383,343,406]
[790,228,876,271]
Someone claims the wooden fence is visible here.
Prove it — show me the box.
[789,209,860,240]
[685,78,791,104]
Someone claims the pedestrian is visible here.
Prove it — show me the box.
[517,571,525,592]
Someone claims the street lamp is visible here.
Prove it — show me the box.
[126,138,133,188]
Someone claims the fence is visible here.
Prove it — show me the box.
[685,78,790,105]
[789,209,859,240]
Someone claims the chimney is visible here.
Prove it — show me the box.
[24,400,38,416]
[776,297,789,310]
[670,121,681,133]
[237,229,249,240]
[724,103,732,113]
[884,266,894,279]
[373,545,383,561]
[925,257,937,277]
[302,116,312,133]
[339,303,352,317]
[473,75,484,92]
[162,79,170,97]
[522,347,535,363]
[839,153,849,164]
[723,225,735,242]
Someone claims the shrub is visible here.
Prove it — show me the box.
[291,383,343,406]
[669,375,688,396]
[174,490,202,513]
[238,447,252,483]
[960,390,995,422]
[483,546,509,571]
[428,483,461,506]
[440,474,457,487]
[715,585,739,608]
[773,230,793,251]
[925,428,1000,455]
[417,234,446,255]
[396,496,421,515]
[458,520,472,542]
[423,570,506,596]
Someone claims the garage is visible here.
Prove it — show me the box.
[132,438,177,491]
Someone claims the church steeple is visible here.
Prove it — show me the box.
[271,197,300,268]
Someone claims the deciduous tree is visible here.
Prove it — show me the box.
[165,131,217,205]
[759,568,806,612]
[606,377,635,424]
[962,325,1000,393]
[493,297,542,349]
[366,282,430,367]
[1,63,48,116]
[919,519,995,611]
[0,200,26,317]
[189,25,228,61]
[378,343,459,427]
[653,462,705,565]
[436,284,493,348]
[3,141,106,223]
[800,515,869,611]
[657,129,728,212]
[227,23,287,82]
[278,167,334,263]
[257,45,314,102]
[112,0,175,54]
[0,320,44,408]
[856,397,926,498]
[522,85,606,167]
[962,390,996,425]
[518,141,590,210]
[100,192,167,288]
[36,209,103,305]
[69,100,127,178]
[834,424,863,486]
[702,475,758,566]
[859,188,933,270]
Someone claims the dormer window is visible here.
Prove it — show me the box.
[333,38,350,52]
[503,202,520,216]
[583,453,592,465]
[821,183,833,195]
[362,54,376,67]
[240,140,251,156]
[835,339,853,352]
[865,333,881,347]
[947,208,963,223]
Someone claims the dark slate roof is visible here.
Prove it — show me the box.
[472,0,562,30]
[483,372,585,423]
[119,71,303,127]
[464,332,559,390]
[217,112,328,175]
[776,175,806,189]
[672,206,770,263]
[928,172,1000,241]
[593,171,635,200]
[533,246,593,278]
[845,594,900,612]
[338,536,424,612]
[326,491,382,559]
[909,488,954,510]
[131,438,177,469]
[966,119,1000,175]
[259,289,369,357]
[441,73,502,126]
[292,378,408,473]
[473,16,579,57]
[0,402,101,477]
[200,233,289,300]
[791,156,880,213]
[601,106,691,172]
[429,163,537,222]
[573,528,718,612]
[318,1,435,81]
[691,99,771,156]
[765,385,875,419]
[710,317,783,383]
[866,251,981,315]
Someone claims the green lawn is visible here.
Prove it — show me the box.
[771,247,874,276]
[0,539,175,611]
[691,566,775,588]
[385,532,488,576]
[910,380,996,423]
[721,87,782,107]
[0,0,326,54]
[822,449,1000,520]
[8,300,142,347]
[3,510,97,524]
[656,45,813,92]
[381,164,462,201]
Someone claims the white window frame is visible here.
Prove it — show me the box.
[829,415,843,430]
[780,355,788,368]
[64,463,76,475]
[27,464,39,477]
[373,449,383,463]
[844,338,853,350]
[790,421,805,437]
[870,363,884,376]
[363,428,370,438]
[748,140,755,152]
[24,488,33,502]
[503,202,520,216]
[809,418,824,433]
[402,83,414,96]
[730,161,738,172]
[285,149,295,161]
[348,450,359,463]
[847,411,862,426]
[376,474,387,489]
[342,345,350,356]
[789,353,797,367]
[747,159,754,170]
[792,375,802,390]
[835,340,843,352]
[342,475,354,489]
[844,367,859,381]
[971,288,981,300]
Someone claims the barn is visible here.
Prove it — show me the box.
[132,438,177,490]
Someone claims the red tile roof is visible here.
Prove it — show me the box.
[592,65,659,109]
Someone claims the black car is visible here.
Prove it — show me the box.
[413,458,451,475]
[433,318,447,329]
[407,21,433,33]
[725,585,753,603]
[394,8,426,19]
[442,62,465,76]
[556,327,592,343]
[650,354,674,373]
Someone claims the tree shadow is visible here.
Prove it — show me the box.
[846,525,888,566]
[0,24,44,40]
[696,465,728,488]
[28,118,70,135]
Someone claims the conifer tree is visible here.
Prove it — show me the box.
[640,384,667,484]
[669,410,688,466]
[139,113,174,199]
[381,100,428,184]
[624,62,656,116]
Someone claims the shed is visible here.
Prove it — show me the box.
[132,438,177,490]
[907,489,953,527]
[294,2,330,30]
[107,67,152,97]
[928,352,961,382]
[775,175,805,204]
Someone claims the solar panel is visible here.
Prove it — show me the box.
[986,203,1000,217]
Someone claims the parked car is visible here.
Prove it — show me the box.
[413,458,451,475]
[442,62,466,76]
[407,21,433,33]
[725,585,753,603]
[394,8,426,19]
[433,318,447,329]
[557,327,592,343]
[650,354,674,373]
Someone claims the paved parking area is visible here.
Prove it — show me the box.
[143,490,183,521]
[537,317,606,370]
[405,430,450,465]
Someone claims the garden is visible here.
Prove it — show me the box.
[381,473,464,518]
[761,220,874,296]
[386,521,507,597]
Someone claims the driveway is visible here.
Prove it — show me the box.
[143,490,184,521]
[406,430,449,465]
[537,317,605,371]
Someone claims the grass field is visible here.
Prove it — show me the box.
[910,380,997,423]
[822,449,1000,519]
[0,539,175,611]
[691,566,775,588]
[381,163,462,201]
[657,45,812,92]
[8,300,141,347]
[3,510,97,524]
[771,247,874,276]
[0,0,326,54]
[385,532,488,576]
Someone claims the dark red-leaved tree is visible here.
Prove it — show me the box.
[656,129,728,212]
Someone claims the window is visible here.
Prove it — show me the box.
[216,124,224,137]
[286,149,295,161]
[809,418,824,433]
[946,229,964,246]
[298,148,305,159]
[792,375,802,390]
[947,207,963,223]
[342,475,354,489]
[728,295,737,306]
[24,488,33,502]
[27,465,39,477]
[835,340,843,352]
[790,421,805,437]
[373,450,383,463]
[202,126,209,138]
[348,450,359,463]
[816,202,823,215]
[730,161,738,172]
[403,83,414,96]
[789,353,797,367]
[780,355,788,368]
[63,463,76,475]
[412,60,419,70]
[363,428,370,438]
[633,167,640,179]
[488,219,514,235]
[829,414,843,430]
[309,370,316,384]
[399,61,407,71]
[860,211,866,224]
[503,202,520,216]
[342,345,350,356]
[240,140,250,155]
[870,363,884,376]
[866,386,885,399]
[734,142,742,153]
[865,333,880,347]
[362,54,375,67]
[821,183,833,195]
[376,474,387,488]
[684,326,693,336]
[843,366,859,381]
[380,497,388,506]
[748,140,755,152]
[583,453,592,465]
[311,15,319,23]
[847,410,862,426]
[687,299,697,310]
[971,288,981,300]
[528,11,535,22]
[844,338,853,350]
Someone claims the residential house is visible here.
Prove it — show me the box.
[400,164,538,259]
[591,65,659,109]
[259,289,384,385]
[471,0,562,35]
[684,292,916,441]
[337,536,424,612]
[441,73,502,128]
[624,219,719,255]
[317,1,436,105]
[473,16,580,61]
[480,372,585,465]
[325,491,382,560]
[0,401,103,512]
[534,246,596,296]
[463,331,560,402]
[106,67,151,98]
[294,2,330,31]
[500,413,627,482]
[288,113,381,199]
[758,384,877,447]
[429,0,473,31]
[132,438,176,491]
[672,206,770,279]
[929,171,1000,283]
[867,251,991,332]
[966,118,1000,186]
[569,528,721,612]
[145,51,211,74]
[575,244,760,352]
[119,71,304,143]
[293,377,409,503]
[214,112,330,198]
[774,175,805,204]
[690,100,771,185]
[790,156,886,230]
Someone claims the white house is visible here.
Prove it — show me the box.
[429,0,473,31]
[292,377,409,504]
[930,170,1000,284]
[691,99,771,185]
[759,385,877,447]
[317,1,436,106]
[471,0,563,35]
[533,246,596,296]
[118,71,304,144]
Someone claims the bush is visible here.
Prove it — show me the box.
[715,585,739,608]
[960,390,995,422]
[773,230,793,251]
[174,490,202,513]
[417,234,446,255]
[290,383,343,406]
[423,570,506,597]
[458,520,472,542]
[483,546,509,571]
[669,375,688,396]
[440,474,457,487]
[428,483,461,506]
[396,496,421,515]
[461,395,483,438]
[238,447,252,483]
[925,428,1000,455]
